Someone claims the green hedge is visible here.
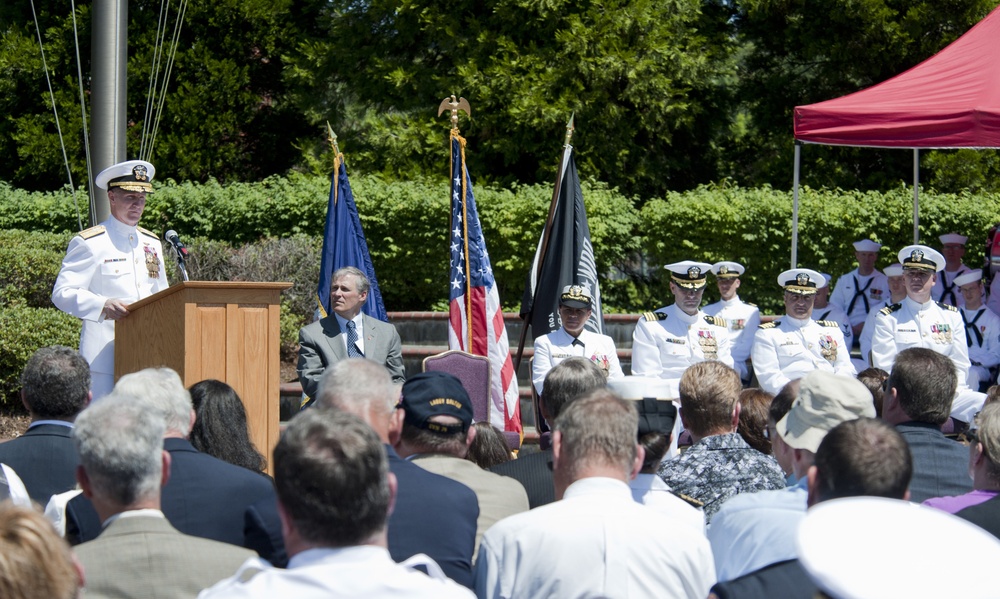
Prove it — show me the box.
[0,306,81,410]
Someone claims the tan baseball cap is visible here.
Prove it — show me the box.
[775,371,876,453]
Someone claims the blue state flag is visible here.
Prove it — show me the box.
[316,154,387,321]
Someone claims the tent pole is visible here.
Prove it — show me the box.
[792,142,801,268]
[913,149,920,243]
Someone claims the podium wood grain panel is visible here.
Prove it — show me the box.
[116,282,291,476]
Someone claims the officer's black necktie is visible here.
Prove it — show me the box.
[963,309,984,347]
[847,276,873,315]
[346,320,363,357]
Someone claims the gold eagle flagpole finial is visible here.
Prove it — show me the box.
[438,95,471,133]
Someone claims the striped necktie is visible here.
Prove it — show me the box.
[346,320,363,357]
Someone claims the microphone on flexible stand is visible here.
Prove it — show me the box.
[164,230,190,282]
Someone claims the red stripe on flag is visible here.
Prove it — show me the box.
[470,286,488,356]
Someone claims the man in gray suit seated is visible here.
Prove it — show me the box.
[297,266,405,402]
[72,392,255,597]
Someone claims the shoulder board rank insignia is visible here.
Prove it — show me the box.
[137,226,158,239]
[880,303,902,316]
[643,312,667,322]
[704,315,725,327]
[817,320,840,328]
[672,491,704,508]
[936,301,959,312]
[760,321,778,329]
[78,225,106,239]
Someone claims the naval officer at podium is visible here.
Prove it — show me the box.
[52,160,169,400]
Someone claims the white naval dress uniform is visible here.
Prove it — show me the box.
[932,266,972,308]
[751,316,856,395]
[631,304,733,399]
[703,296,760,382]
[51,217,169,399]
[961,306,1000,390]
[871,297,985,422]
[830,269,889,329]
[814,303,865,372]
[531,327,624,395]
[859,299,893,367]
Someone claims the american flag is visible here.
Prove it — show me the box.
[448,133,522,435]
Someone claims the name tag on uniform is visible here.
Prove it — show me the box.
[666,338,686,345]
[898,328,916,333]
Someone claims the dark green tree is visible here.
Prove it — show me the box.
[727,0,1000,191]
[289,0,740,198]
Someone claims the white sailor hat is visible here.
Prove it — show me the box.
[898,245,944,272]
[883,263,904,277]
[777,268,826,294]
[559,284,593,309]
[95,160,156,192]
[665,261,712,289]
[954,269,983,288]
[798,497,1000,599]
[711,261,745,279]
[939,232,968,246]
[852,239,881,252]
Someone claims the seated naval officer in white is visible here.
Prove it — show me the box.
[751,269,856,395]
[631,260,733,399]
[531,284,623,396]
[51,160,169,400]
[813,272,864,372]
[933,232,973,308]
[871,245,985,423]
[955,269,1000,391]
[829,239,889,337]
[860,263,905,367]
[704,261,760,383]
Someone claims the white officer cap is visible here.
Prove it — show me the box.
[95,160,156,192]
[883,263,903,277]
[852,239,881,252]
[939,232,968,246]
[559,284,593,309]
[665,261,712,289]
[711,261,745,279]
[898,245,944,272]
[798,497,1000,599]
[954,269,983,288]
[777,268,826,294]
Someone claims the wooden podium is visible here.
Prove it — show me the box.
[115,281,292,474]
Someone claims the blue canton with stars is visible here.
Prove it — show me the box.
[450,136,495,301]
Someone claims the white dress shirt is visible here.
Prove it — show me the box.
[475,477,716,599]
[628,473,706,534]
[199,546,473,599]
[532,328,624,394]
[334,313,365,355]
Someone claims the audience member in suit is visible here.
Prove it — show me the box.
[297,266,405,404]
[709,417,913,599]
[395,371,529,559]
[926,401,1000,514]
[490,357,607,508]
[0,503,81,599]
[0,345,90,504]
[476,389,716,599]
[199,410,474,598]
[189,379,268,474]
[315,358,479,588]
[883,347,974,502]
[65,368,280,554]
[73,393,255,597]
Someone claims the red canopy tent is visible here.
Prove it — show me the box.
[788,5,1000,264]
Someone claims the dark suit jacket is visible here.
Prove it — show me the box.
[710,559,817,599]
[387,445,478,588]
[0,422,79,504]
[897,421,973,503]
[75,515,255,598]
[489,449,555,509]
[957,495,1000,539]
[243,496,287,567]
[297,313,405,400]
[66,438,277,550]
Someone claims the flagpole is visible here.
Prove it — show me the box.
[513,114,575,374]
[326,122,341,207]
[439,95,474,349]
